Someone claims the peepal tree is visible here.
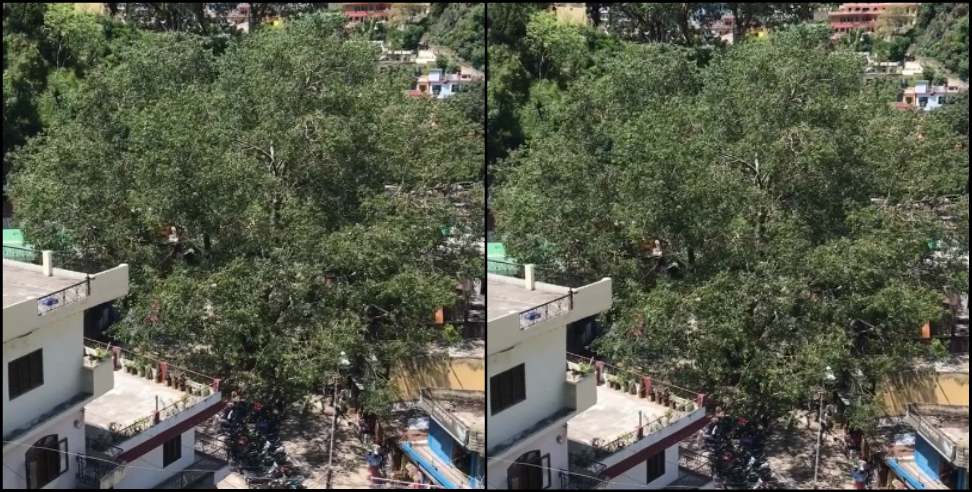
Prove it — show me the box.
[494,24,968,429]
[8,14,483,414]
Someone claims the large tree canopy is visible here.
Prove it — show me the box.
[8,13,483,413]
[493,23,968,429]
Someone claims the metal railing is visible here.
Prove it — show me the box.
[75,454,123,488]
[533,264,599,289]
[2,244,38,262]
[591,412,674,460]
[37,277,90,315]
[487,257,522,277]
[519,291,573,329]
[678,447,711,477]
[566,456,608,489]
[417,388,485,453]
[904,403,969,467]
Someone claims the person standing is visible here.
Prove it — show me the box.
[366,444,385,479]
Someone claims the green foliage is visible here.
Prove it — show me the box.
[8,12,482,409]
[428,3,484,68]
[912,3,969,80]
[386,23,425,51]
[493,23,968,429]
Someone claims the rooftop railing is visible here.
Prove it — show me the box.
[84,337,221,446]
[38,277,90,316]
[487,257,522,277]
[566,352,707,460]
[519,291,573,329]
[2,244,38,263]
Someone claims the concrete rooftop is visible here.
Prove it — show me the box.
[568,384,691,446]
[2,260,83,308]
[487,274,564,320]
[425,389,485,434]
[85,369,194,430]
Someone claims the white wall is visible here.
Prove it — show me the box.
[487,423,568,489]
[2,409,84,490]
[116,428,196,489]
[3,312,85,437]
[601,445,679,489]
[487,322,568,447]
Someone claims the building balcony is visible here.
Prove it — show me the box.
[401,390,485,489]
[566,355,707,471]
[154,433,231,489]
[417,388,486,455]
[82,339,223,459]
[904,403,969,468]
[76,451,126,489]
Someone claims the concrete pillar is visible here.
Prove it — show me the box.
[42,250,53,276]
[524,264,536,291]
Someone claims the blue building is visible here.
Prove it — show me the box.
[400,388,485,488]
[883,404,968,490]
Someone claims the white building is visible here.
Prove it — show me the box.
[412,69,481,99]
[2,252,228,489]
[485,265,709,489]
[902,80,964,111]
[485,268,610,489]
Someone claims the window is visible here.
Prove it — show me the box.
[490,364,526,415]
[646,450,665,484]
[507,450,550,489]
[25,435,67,489]
[162,434,182,467]
[9,349,44,400]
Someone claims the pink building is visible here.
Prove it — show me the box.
[829,3,919,37]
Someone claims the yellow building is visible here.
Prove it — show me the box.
[878,355,969,416]
[73,3,106,15]
[552,3,588,27]
[390,341,484,401]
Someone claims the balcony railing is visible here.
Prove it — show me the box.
[76,453,125,489]
[417,388,485,454]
